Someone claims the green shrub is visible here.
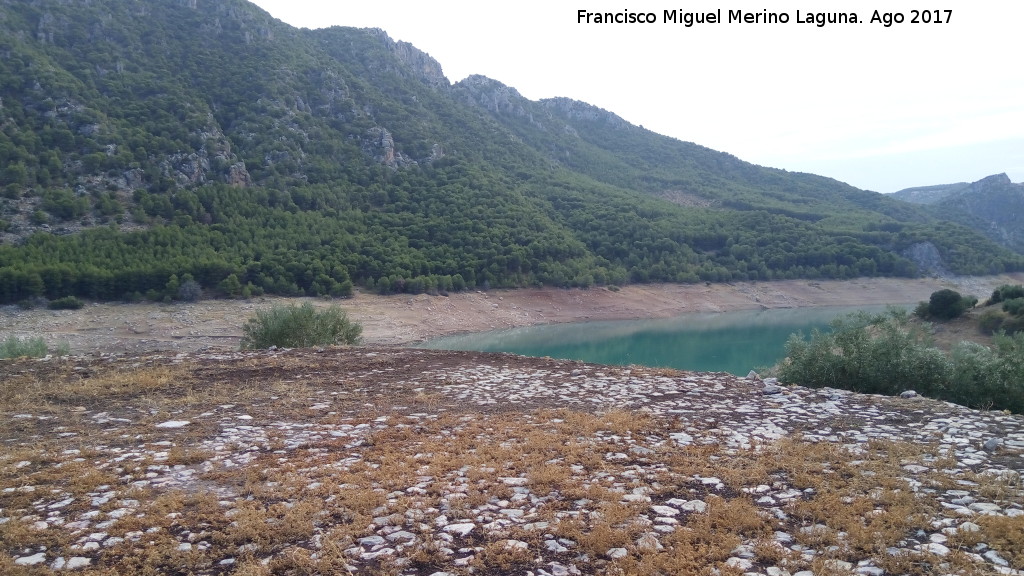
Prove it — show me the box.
[219,274,243,298]
[177,279,202,302]
[773,308,1024,413]
[30,209,49,225]
[987,284,1024,305]
[240,302,362,350]
[1001,315,1024,335]
[47,296,85,310]
[776,308,949,397]
[41,188,88,221]
[1002,297,1024,316]
[978,309,1005,335]
[950,333,1024,411]
[947,341,1012,411]
[0,336,69,359]
[919,289,976,320]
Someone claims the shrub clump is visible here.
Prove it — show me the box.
[1003,297,1024,316]
[914,289,976,320]
[975,284,1024,335]
[240,302,362,350]
[986,284,1024,306]
[979,308,1006,335]
[773,307,1024,413]
[177,279,203,302]
[1,335,70,359]
[47,296,85,310]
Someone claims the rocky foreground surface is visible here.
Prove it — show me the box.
[1,347,1023,575]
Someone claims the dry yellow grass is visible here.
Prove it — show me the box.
[976,515,1024,570]
[2,350,1022,576]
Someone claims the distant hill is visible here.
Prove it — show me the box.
[892,174,1024,254]
[1,0,1021,304]
[891,183,972,205]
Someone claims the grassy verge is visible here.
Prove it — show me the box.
[0,335,69,359]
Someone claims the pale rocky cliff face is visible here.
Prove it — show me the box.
[455,77,636,141]
[388,38,448,89]
[902,241,953,278]
[456,75,532,117]
[225,162,252,187]
[540,97,633,131]
[363,27,449,89]
[363,127,417,168]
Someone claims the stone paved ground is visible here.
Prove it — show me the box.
[2,347,1022,575]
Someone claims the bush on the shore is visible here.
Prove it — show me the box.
[773,308,1024,413]
[1,335,70,359]
[47,296,84,310]
[975,284,1024,335]
[986,284,1024,306]
[240,303,362,350]
[976,308,1024,336]
[914,289,977,320]
[1003,298,1024,316]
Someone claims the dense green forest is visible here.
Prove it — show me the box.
[1,0,1022,305]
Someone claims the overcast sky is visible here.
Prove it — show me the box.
[248,0,1023,193]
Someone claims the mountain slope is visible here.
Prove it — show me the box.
[892,174,1024,254]
[891,182,972,205]
[0,0,1021,304]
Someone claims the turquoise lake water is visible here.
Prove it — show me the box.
[418,305,906,375]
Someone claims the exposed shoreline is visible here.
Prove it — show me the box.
[354,276,1011,344]
[2,273,1023,355]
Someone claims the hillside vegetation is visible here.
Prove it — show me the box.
[773,307,1024,414]
[2,0,1022,305]
[893,174,1024,254]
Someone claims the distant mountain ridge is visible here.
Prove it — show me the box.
[0,0,1021,304]
[892,174,1024,254]
[891,183,972,205]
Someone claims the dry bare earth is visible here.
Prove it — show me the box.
[2,347,1023,575]
[3,274,1023,355]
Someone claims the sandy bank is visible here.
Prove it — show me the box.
[3,273,1022,355]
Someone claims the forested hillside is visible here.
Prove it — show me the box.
[1,0,1021,304]
[893,174,1024,254]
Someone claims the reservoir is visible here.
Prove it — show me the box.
[419,305,905,375]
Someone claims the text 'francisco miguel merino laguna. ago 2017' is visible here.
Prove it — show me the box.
[576,9,953,28]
